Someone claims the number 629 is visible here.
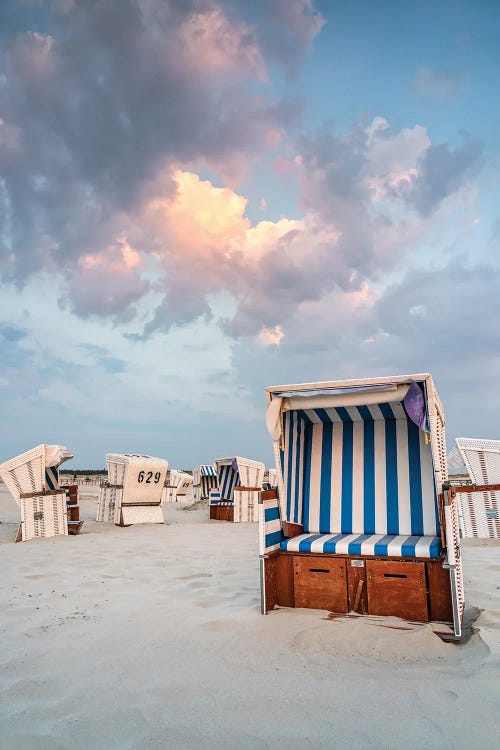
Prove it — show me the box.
[138,470,161,484]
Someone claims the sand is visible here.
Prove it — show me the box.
[0,486,499,750]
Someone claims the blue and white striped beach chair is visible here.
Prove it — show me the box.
[259,374,464,638]
[192,464,218,503]
[211,456,265,522]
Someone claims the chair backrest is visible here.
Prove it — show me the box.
[454,438,500,484]
[106,454,168,505]
[280,403,439,536]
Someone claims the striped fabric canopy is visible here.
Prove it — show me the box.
[280,401,439,537]
[200,465,217,476]
[45,466,60,490]
[217,464,241,501]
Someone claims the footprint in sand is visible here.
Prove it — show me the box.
[177,573,213,581]
[202,620,233,632]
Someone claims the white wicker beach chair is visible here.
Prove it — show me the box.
[265,468,278,489]
[448,438,500,539]
[0,444,73,542]
[259,374,465,638]
[211,457,265,522]
[164,470,193,502]
[97,453,168,526]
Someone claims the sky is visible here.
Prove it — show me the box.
[0,0,499,469]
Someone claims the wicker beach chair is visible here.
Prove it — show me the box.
[164,470,193,502]
[192,465,218,503]
[97,453,168,526]
[0,444,74,542]
[259,374,465,638]
[211,457,265,522]
[448,438,500,539]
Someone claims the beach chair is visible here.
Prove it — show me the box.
[0,444,74,542]
[264,468,278,489]
[448,438,500,539]
[211,456,265,522]
[192,465,218,503]
[164,470,193,502]
[97,454,168,526]
[259,374,465,638]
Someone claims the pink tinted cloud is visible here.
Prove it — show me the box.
[273,155,296,174]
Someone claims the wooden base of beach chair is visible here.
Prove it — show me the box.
[68,520,84,535]
[67,505,80,521]
[14,524,22,543]
[262,552,453,627]
[210,505,234,521]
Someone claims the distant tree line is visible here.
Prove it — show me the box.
[60,469,106,475]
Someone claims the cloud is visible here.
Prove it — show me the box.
[246,0,325,73]
[0,0,310,283]
[63,239,150,319]
[0,322,27,342]
[12,113,478,341]
[414,66,465,101]
[404,139,482,216]
[257,325,285,346]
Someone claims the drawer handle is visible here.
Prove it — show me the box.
[383,573,407,579]
[309,568,330,573]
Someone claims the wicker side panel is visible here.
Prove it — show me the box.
[0,447,46,505]
[428,383,448,494]
[457,490,500,539]
[444,497,465,637]
[233,489,259,523]
[107,462,126,486]
[21,493,68,541]
[96,486,122,523]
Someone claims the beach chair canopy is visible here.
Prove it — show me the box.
[265,374,446,558]
[0,444,73,505]
[215,457,265,500]
[449,438,500,484]
[168,470,193,489]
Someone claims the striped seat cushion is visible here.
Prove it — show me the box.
[280,532,441,558]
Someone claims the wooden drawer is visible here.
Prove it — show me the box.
[366,560,428,622]
[294,556,348,613]
[210,505,234,521]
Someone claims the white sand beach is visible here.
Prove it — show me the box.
[0,486,499,750]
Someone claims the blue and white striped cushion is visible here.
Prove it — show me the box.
[280,402,439,537]
[280,532,441,558]
[209,490,221,505]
